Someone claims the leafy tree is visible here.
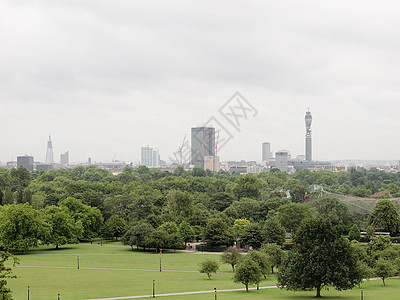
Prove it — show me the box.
[0,251,19,299]
[348,224,361,241]
[239,223,264,249]
[178,221,195,244]
[312,194,352,228]
[247,250,272,278]
[145,228,168,252]
[104,215,127,241]
[0,204,49,254]
[199,259,219,279]
[221,246,242,271]
[365,225,375,241]
[59,197,104,239]
[278,217,360,297]
[369,200,400,234]
[261,243,285,274]
[233,256,263,292]
[290,185,307,203]
[0,189,3,205]
[22,189,32,204]
[122,223,154,250]
[41,205,83,249]
[15,188,24,204]
[164,190,194,223]
[374,258,397,286]
[202,217,234,247]
[276,203,310,233]
[3,190,13,205]
[263,218,285,245]
[233,174,263,200]
[232,219,251,240]
[209,192,234,211]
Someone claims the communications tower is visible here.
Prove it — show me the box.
[305,109,312,162]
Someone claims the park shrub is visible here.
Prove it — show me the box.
[196,244,227,252]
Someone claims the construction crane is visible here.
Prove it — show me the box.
[215,130,220,157]
[202,130,218,157]
[177,134,187,167]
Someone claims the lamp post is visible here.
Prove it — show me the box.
[214,288,217,300]
[58,293,60,300]
[153,280,155,298]
[77,256,80,269]
[361,288,364,300]
[27,286,30,300]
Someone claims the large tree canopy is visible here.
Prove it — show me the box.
[369,200,400,234]
[278,217,359,297]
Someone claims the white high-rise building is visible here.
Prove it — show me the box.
[141,146,160,167]
[262,142,271,162]
[45,135,54,164]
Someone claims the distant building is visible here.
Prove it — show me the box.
[191,127,215,169]
[141,146,160,167]
[305,109,312,162]
[35,163,52,171]
[204,155,220,172]
[60,151,69,165]
[276,150,290,172]
[45,135,54,164]
[262,142,271,162]
[17,155,34,171]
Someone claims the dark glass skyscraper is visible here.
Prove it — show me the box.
[191,127,215,169]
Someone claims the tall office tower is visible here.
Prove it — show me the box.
[276,150,290,172]
[141,146,160,167]
[191,127,215,169]
[60,151,69,165]
[17,155,34,171]
[45,135,54,164]
[305,109,312,162]
[262,142,271,162]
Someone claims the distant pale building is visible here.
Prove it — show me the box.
[191,127,215,169]
[45,135,54,164]
[262,142,271,162]
[305,110,312,162]
[141,146,160,167]
[276,150,290,172]
[17,155,34,171]
[204,155,220,172]
[60,151,69,165]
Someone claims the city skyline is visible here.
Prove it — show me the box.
[1,1,400,163]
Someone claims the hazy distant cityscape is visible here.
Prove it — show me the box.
[5,108,399,174]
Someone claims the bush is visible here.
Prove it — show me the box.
[196,244,227,252]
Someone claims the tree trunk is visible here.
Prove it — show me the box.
[56,244,59,249]
[115,236,118,242]
[272,266,274,274]
[383,277,386,286]
[245,284,249,292]
[316,286,321,297]
[231,264,235,272]
[207,273,211,280]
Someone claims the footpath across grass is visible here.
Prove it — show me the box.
[6,243,400,300]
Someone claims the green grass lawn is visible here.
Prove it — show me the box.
[5,243,400,299]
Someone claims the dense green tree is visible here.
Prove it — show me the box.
[365,225,375,241]
[2,190,13,205]
[0,251,19,299]
[0,189,3,205]
[198,259,219,279]
[247,250,272,278]
[41,205,83,248]
[261,243,285,274]
[278,217,360,297]
[233,256,264,292]
[369,200,400,234]
[163,190,194,223]
[312,194,352,228]
[221,246,242,271]
[239,223,264,249]
[232,219,251,240]
[59,197,103,239]
[122,223,154,250]
[0,204,49,253]
[178,221,195,244]
[104,215,127,241]
[209,192,234,211]
[233,174,263,200]
[290,185,307,203]
[348,224,361,241]
[202,217,234,247]
[263,218,285,245]
[276,203,310,233]
[145,228,168,252]
[374,258,397,286]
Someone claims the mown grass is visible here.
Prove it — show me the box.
[6,243,400,299]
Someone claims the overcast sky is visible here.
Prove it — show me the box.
[1,0,399,164]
